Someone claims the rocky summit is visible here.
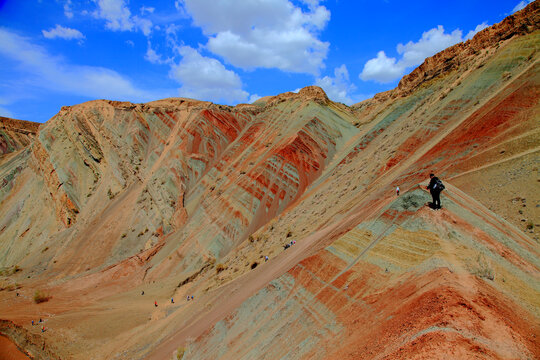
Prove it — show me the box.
[0,3,539,360]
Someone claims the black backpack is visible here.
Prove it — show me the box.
[433,178,445,191]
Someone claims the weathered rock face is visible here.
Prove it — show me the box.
[0,3,539,360]
[0,117,39,156]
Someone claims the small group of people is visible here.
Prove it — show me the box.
[152,295,193,307]
[31,318,43,326]
[283,240,296,250]
[31,318,46,332]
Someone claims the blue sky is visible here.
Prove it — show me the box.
[0,0,532,123]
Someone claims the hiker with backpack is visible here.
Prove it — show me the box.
[427,173,445,209]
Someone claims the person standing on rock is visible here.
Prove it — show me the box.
[427,173,444,209]
[396,186,400,196]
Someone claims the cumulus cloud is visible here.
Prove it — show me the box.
[0,28,166,102]
[42,25,85,41]
[512,0,534,13]
[360,24,488,83]
[93,0,153,35]
[359,51,403,84]
[170,46,249,103]
[315,64,358,105]
[93,0,133,31]
[178,0,330,74]
[396,26,463,68]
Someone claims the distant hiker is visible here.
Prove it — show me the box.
[16,292,19,297]
[171,298,174,304]
[284,243,290,250]
[39,318,43,323]
[427,173,444,209]
[41,326,45,333]
[191,295,194,300]
[187,296,190,301]
[31,320,34,326]
[396,186,400,196]
[293,240,296,245]
[154,300,158,307]
[141,291,144,295]
[265,255,269,262]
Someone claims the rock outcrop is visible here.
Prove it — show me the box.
[0,116,39,156]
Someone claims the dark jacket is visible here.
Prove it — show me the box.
[427,177,441,193]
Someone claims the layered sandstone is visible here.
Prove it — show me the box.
[0,117,39,156]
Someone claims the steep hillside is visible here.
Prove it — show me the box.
[0,3,538,360]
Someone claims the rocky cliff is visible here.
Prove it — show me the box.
[0,116,39,156]
[0,3,538,360]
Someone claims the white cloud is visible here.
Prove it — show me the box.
[145,42,170,65]
[125,39,134,47]
[0,28,166,102]
[64,0,74,18]
[360,24,487,83]
[136,17,153,36]
[359,51,403,83]
[465,22,489,40]
[300,0,322,8]
[145,47,162,64]
[94,0,133,31]
[396,26,463,68]
[42,25,85,41]
[249,94,262,103]
[512,0,534,13]
[315,64,357,105]
[93,0,153,35]
[170,46,249,104]
[179,0,330,74]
